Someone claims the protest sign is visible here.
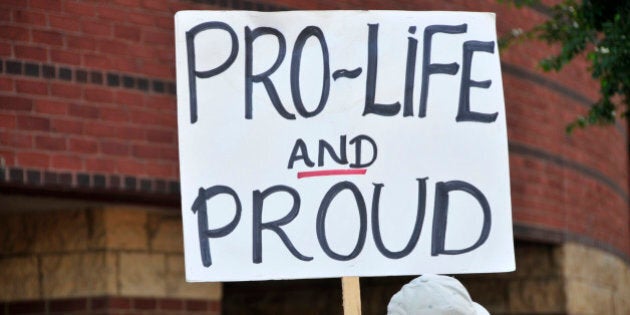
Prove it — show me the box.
[175,10,514,282]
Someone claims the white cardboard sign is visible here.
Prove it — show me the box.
[175,10,514,282]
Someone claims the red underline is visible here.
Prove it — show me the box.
[297,169,367,179]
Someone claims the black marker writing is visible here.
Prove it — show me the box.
[186,22,238,124]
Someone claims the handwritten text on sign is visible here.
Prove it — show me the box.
[175,11,514,282]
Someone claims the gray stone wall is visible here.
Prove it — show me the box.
[0,206,221,302]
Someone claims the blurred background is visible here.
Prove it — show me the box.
[0,0,628,314]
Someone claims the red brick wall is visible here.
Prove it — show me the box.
[1,0,628,260]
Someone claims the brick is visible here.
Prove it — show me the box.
[0,42,11,56]
[0,113,16,129]
[35,135,66,150]
[4,26,30,41]
[32,30,63,46]
[49,298,88,312]
[146,95,177,112]
[51,118,82,133]
[51,49,81,65]
[67,35,96,51]
[0,78,13,91]
[0,96,33,111]
[143,30,171,45]
[90,297,107,310]
[116,126,145,140]
[157,49,174,63]
[64,0,95,16]
[115,90,144,107]
[51,82,82,98]
[0,150,16,166]
[0,132,32,148]
[97,7,129,22]
[210,301,221,312]
[14,45,47,61]
[100,107,129,122]
[16,79,47,95]
[82,21,112,36]
[145,162,172,177]
[111,57,136,73]
[116,158,145,174]
[0,8,10,22]
[85,158,116,173]
[35,99,67,115]
[30,0,62,11]
[1,0,25,5]
[158,298,183,310]
[160,147,178,160]
[140,0,172,10]
[84,54,111,68]
[133,298,157,310]
[186,300,208,311]
[17,152,50,168]
[155,16,174,30]
[84,88,113,103]
[92,297,131,310]
[113,0,142,7]
[49,14,81,32]
[97,39,129,55]
[146,129,175,143]
[127,43,155,59]
[51,154,82,170]
[128,12,155,26]
[84,122,115,137]
[132,144,161,159]
[13,10,46,26]
[8,301,46,314]
[139,61,173,78]
[17,115,50,131]
[130,110,165,126]
[114,25,141,41]
[69,138,98,154]
[101,141,129,156]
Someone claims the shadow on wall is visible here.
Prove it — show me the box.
[222,241,563,315]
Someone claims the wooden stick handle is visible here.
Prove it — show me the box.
[342,276,362,315]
